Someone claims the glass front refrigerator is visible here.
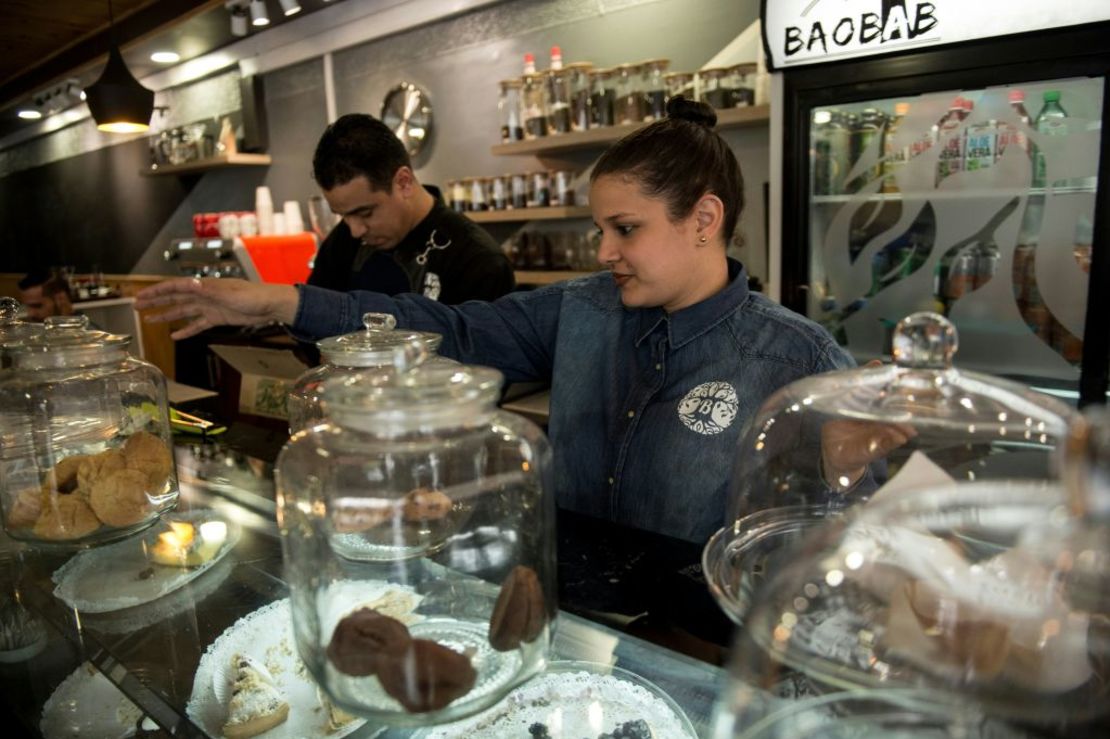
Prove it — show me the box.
[770,14,1110,406]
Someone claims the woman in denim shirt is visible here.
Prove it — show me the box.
[138,97,853,544]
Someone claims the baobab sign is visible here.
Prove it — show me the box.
[762,0,1110,69]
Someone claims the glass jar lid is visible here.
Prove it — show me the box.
[0,297,42,347]
[499,78,524,89]
[638,58,671,70]
[316,312,441,368]
[5,314,131,368]
[565,61,594,71]
[326,363,503,434]
[704,312,1076,625]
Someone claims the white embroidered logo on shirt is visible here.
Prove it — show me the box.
[678,381,739,435]
[423,272,442,300]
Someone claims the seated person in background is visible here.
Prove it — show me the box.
[308,113,515,303]
[18,269,73,321]
[137,98,853,544]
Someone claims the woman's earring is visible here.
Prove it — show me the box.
[698,235,708,244]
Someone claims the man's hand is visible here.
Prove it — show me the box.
[135,278,299,340]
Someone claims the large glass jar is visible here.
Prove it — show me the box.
[639,58,670,121]
[497,78,524,143]
[545,67,573,135]
[287,312,444,435]
[522,71,547,140]
[615,63,645,125]
[589,67,616,127]
[277,363,556,725]
[703,312,1076,625]
[566,61,593,132]
[0,315,179,547]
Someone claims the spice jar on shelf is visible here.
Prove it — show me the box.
[664,71,696,103]
[640,58,670,121]
[615,63,645,125]
[698,68,732,110]
[449,179,469,213]
[490,174,509,210]
[566,62,593,132]
[529,171,551,208]
[469,177,489,213]
[726,63,757,107]
[522,71,548,140]
[589,68,616,127]
[510,173,528,210]
[552,171,576,207]
[545,67,573,135]
[497,78,524,143]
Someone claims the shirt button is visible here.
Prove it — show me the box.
[608,477,614,485]
[627,410,635,418]
[655,363,662,370]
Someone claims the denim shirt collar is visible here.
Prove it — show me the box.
[635,258,750,349]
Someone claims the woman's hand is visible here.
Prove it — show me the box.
[821,418,917,492]
[135,278,299,340]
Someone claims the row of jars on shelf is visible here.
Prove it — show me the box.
[499,59,758,141]
[505,228,600,271]
[447,170,579,212]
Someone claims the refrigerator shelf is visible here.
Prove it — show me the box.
[811,185,1096,204]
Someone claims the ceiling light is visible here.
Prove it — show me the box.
[151,51,180,63]
[229,3,249,37]
[278,0,301,16]
[250,0,270,26]
[85,1,154,133]
[18,109,42,120]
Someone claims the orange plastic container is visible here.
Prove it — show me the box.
[236,234,317,285]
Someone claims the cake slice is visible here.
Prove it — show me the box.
[222,654,290,739]
[316,686,359,734]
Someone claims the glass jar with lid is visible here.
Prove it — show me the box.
[522,71,548,140]
[726,62,757,107]
[639,58,670,121]
[497,78,524,143]
[545,67,573,135]
[589,68,616,127]
[277,362,556,724]
[710,410,1109,737]
[703,312,1076,626]
[0,315,179,547]
[566,62,593,132]
[0,297,42,368]
[615,63,645,125]
[664,71,696,105]
[288,312,446,435]
[698,67,732,110]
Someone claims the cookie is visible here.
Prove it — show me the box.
[89,468,152,527]
[326,608,412,677]
[7,486,45,529]
[401,488,453,522]
[332,500,397,534]
[488,565,547,651]
[123,431,173,491]
[48,454,89,494]
[377,638,476,713]
[77,449,127,496]
[32,494,100,540]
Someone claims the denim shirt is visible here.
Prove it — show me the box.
[293,260,853,543]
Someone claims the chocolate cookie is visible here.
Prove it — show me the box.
[123,431,173,491]
[401,488,453,522]
[488,565,547,651]
[378,639,477,713]
[326,608,412,677]
[89,468,152,527]
[77,449,127,496]
[33,494,100,540]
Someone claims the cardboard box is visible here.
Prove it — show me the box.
[209,344,308,422]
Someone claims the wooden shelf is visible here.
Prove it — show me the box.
[515,270,595,285]
[141,153,272,176]
[491,104,770,157]
[467,206,592,222]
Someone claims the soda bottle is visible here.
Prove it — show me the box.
[1033,90,1068,188]
[997,88,1031,159]
[881,102,910,193]
[936,97,966,184]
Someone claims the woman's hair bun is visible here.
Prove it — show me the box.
[665,95,717,128]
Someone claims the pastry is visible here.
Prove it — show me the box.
[89,468,152,527]
[123,431,173,491]
[332,499,397,533]
[32,494,100,540]
[316,686,358,734]
[48,454,89,494]
[326,607,411,677]
[401,488,453,522]
[377,638,476,713]
[222,654,290,739]
[488,565,546,651]
[7,486,45,529]
[77,448,127,496]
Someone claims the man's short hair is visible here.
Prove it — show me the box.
[19,268,68,296]
[312,113,411,192]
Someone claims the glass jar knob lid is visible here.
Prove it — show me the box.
[892,311,957,369]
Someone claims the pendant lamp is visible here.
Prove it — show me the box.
[84,0,154,133]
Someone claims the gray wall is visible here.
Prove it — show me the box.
[1,0,769,281]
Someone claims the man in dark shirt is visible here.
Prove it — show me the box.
[307,114,514,303]
[18,269,73,321]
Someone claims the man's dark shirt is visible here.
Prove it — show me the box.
[306,185,515,303]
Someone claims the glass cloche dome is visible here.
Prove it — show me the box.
[708,407,1110,737]
[704,312,1077,625]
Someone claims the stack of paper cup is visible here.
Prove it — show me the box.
[255,186,274,235]
[282,200,305,234]
[272,213,287,235]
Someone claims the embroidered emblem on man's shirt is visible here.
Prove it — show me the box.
[678,381,739,435]
[423,272,442,300]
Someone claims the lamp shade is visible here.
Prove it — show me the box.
[85,45,154,133]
